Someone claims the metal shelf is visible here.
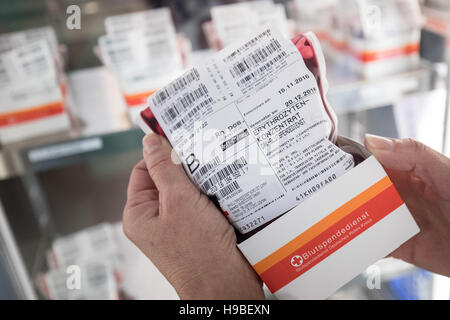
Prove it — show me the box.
[327,61,438,114]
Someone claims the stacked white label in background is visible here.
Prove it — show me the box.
[327,0,423,78]
[38,223,121,300]
[211,0,290,49]
[287,0,337,41]
[0,27,70,144]
[98,8,188,120]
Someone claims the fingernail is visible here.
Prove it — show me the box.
[143,133,162,153]
[365,134,394,151]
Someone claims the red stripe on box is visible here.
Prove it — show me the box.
[354,43,420,62]
[259,184,404,293]
[0,102,65,127]
[124,90,157,107]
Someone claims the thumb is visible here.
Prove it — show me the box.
[364,134,450,190]
[142,133,194,193]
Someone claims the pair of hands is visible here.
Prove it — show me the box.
[123,133,450,299]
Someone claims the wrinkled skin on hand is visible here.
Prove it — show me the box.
[123,134,264,299]
[365,135,450,277]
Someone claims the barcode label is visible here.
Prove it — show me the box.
[217,181,241,199]
[224,29,272,62]
[153,68,200,106]
[193,156,222,181]
[229,38,281,79]
[161,83,209,124]
[201,157,247,192]
[170,97,214,132]
[236,51,287,87]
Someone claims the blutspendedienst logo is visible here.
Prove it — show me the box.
[290,255,303,267]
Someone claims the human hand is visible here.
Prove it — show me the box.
[365,134,450,277]
[123,133,264,299]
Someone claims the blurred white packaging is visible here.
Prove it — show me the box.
[0,27,59,59]
[99,31,183,98]
[0,26,71,105]
[98,8,187,120]
[43,222,180,300]
[0,39,70,144]
[105,7,175,35]
[47,223,121,270]
[393,88,447,153]
[287,0,337,40]
[211,0,289,48]
[327,0,423,78]
[37,261,119,300]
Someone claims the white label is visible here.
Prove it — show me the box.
[50,223,119,268]
[354,0,422,38]
[0,40,61,112]
[99,32,183,94]
[291,0,336,31]
[0,27,58,55]
[104,8,174,36]
[212,1,288,47]
[144,28,354,233]
[45,262,118,300]
[100,8,183,95]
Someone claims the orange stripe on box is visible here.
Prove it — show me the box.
[354,43,419,62]
[124,90,158,107]
[326,39,419,61]
[0,101,64,127]
[260,184,404,293]
[253,176,393,275]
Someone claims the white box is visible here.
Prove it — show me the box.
[238,137,419,299]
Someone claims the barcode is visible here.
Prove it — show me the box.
[161,84,209,125]
[201,157,247,192]
[216,181,241,199]
[224,29,272,62]
[170,97,213,132]
[153,68,200,106]
[236,51,287,87]
[229,38,281,79]
[193,156,222,181]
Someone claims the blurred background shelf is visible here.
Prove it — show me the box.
[328,61,441,114]
[0,59,442,180]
